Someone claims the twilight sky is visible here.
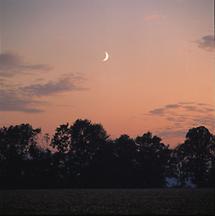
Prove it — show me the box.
[0,0,214,147]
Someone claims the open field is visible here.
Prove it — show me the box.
[0,188,214,215]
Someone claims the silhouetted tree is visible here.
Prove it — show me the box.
[51,123,72,153]
[0,121,214,188]
[0,124,41,187]
[175,126,215,187]
[79,134,137,188]
[111,135,137,187]
[134,132,169,187]
[77,139,116,187]
[50,119,109,187]
[71,119,109,187]
[168,144,190,187]
[50,124,73,186]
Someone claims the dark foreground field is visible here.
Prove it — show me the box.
[0,188,214,215]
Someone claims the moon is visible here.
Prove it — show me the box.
[102,51,109,62]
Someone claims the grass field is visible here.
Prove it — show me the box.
[0,188,214,215]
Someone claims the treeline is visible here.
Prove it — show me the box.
[0,119,214,188]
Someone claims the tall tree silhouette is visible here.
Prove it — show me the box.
[134,132,169,187]
[51,119,109,187]
[112,135,137,187]
[175,126,215,187]
[71,119,109,187]
[0,124,41,187]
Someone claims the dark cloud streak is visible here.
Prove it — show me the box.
[0,74,87,113]
[196,35,215,51]
[157,129,186,138]
[150,102,215,117]
[149,102,215,143]
[0,89,43,113]
[0,52,50,77]
[21,77,85,97]
[0,52,87,113]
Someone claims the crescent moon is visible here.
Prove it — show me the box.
[103,52,109,62]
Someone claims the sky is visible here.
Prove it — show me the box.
[0,0,215,147]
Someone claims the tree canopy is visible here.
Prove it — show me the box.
[0,120,214,188]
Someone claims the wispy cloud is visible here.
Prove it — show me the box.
[21,76,86,97]
[157,129,186,138]
[149,107,166,116]
[148,102,215,142]
[0,89,43,113]
[0,52,50,77]
[196,35,215,51]
[0,51,87,113]
[0,73,87,113]
[149,102,215,118]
